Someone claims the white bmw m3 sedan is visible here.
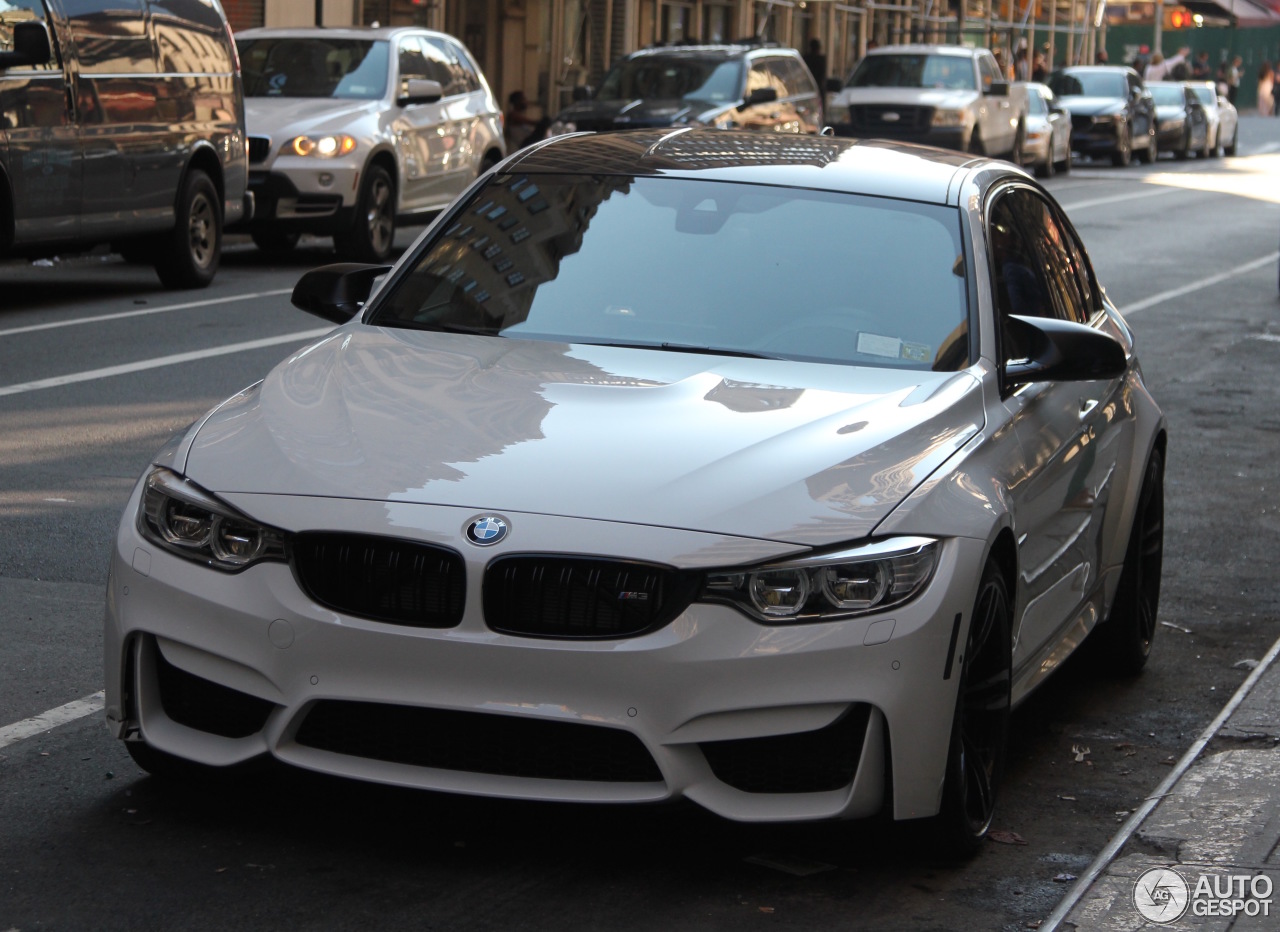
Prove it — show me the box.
[105,128,1166,854]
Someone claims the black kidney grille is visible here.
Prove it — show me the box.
[296,700,664,783]
[700,704,872,794]
[248,136,271,163]
[483,556,698,639]
[292,532,465,628]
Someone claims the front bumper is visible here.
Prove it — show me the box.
[104,482,987,823]
[247,165,360,234]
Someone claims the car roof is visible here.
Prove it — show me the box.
[865,44,981,57]
[505,128,985,205]
[1054,64,1137,76]
[622,43,790,62]
[235,25,444,42]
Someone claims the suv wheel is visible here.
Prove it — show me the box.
[335,164,395,263]
[155,169,220,289]
[1111,126,1131,167]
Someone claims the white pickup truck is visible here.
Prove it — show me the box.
[827,44,1029,162]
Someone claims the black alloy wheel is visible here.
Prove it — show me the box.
[934,560,1012,856]
[335,163,396,263]
[1094,447,1165,675]
[155,168,221,289]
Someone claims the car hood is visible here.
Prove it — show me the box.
[1154,105,1187,121]
[244,96,380,137]
[834,87,979,108]
[556,97,727,127]
[182,328,984,547]
[1056,96,1123,117]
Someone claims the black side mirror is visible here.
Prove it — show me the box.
[397,78,443,106]
[292,263,393,324]
[987,80,1010,97]
[0,21,53,69]
[571,85,593,101]
[742,87,778,107]
[1002,315,1127,390]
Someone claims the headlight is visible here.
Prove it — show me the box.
[138,467,287,572]
[932,109,967,127]
[283,134,358,158]
[701,537,938,624]
[547,120,577,137]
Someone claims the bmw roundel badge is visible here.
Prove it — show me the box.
[466,515,508,546]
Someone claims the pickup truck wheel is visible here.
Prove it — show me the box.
[154,169,220,289]
[1010,122,1026,166]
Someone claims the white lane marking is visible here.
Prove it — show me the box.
[1256,141,1280,154]
[0,691,105,750]
[0,289,293,338]
[1255,333,1280,343]
[1120,252,1280,316]
[1059,186,1180,212]
[0,328,331,398]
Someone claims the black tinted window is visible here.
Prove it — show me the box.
[848,54,975,90]
[62,0,155,74]
[598,55,743,102]
[426,37,480,96]
[1047,70,1126,98]
[239,38,388,99]
[150,0,232,73]
[370,175,970,371]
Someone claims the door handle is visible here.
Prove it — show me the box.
[1079,399,1099,419]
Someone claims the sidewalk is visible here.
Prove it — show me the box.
[1045,638,1280,930]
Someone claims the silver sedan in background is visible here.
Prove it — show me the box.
[1185,80,1239,156]
[1021,82,1072,177]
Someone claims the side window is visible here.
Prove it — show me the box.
[61,0,156,74]
[771,56,814,97]
[0,0,58,72]
[745,60,775,96]
[427,37,480,95]
[148,0,232,74]
[989,193,1055,335]
[398,36,431,84]
[977,54,1000,91]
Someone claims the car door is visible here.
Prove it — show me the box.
[1,0,82,244]
[1127,71,1154,143]
[425,35,481,196]
[989,185,1126,670]
[976,52,1014,153]
[391,34,451,211]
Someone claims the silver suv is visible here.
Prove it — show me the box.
[236,26,505,262]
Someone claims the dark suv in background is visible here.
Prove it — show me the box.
[546,42,822,137]
[1047,65,1156,167]
[0,0,249,288]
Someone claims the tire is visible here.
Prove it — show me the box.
[479,150,502,176]
[334,163,396,263]
[251,229,300,256]
[967,129,985,156]
[1111,126,1131,167]
[1200,132,1212,159]
[1057,140,1072,175]
[1174,129,1189,160]
[154,169,220,289]
[1035,151,1054,179]
[1009,122,1026,166]
[1138,130,1157,164]
[1224,125,1238,156]
[1092,448,1165,676]
[931,560,1012,857]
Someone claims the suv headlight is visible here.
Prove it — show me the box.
[700,537,938,624]
[283,134,358,158]
[932,109,967,127]
[138,467,287,572]
[547,120,577,137]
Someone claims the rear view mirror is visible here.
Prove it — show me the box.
[292,263,393,324]
[0,21,52,69]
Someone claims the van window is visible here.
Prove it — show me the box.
[61,0,156,74]
[0,0,59,72]
[149,0,234,74]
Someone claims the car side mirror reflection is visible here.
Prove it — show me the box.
[398,78,444,106]
[987,81,1009,97]
[1002,314,1127,390]
[292,263,393,324]
[0,21,52,69]
[742,87,778,107]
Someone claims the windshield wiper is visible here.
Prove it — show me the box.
[579,341,779,359]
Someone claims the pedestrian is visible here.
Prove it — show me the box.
[1014,45,1030,82]
[802,38,827,88]
[1144,47,1191,82]
[1131,44,1151,77]
[1190,50,1211,81]
[1031,49,1048,83]
[1095,48,1108,65]
[1258,62,1274,116]
[1227,55,1242,106]
[504,90,550,149]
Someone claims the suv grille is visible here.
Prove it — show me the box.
[483,556,698,639]
[700,704,872,793]
[296,701,664,783]
[292,532,465,628]
[248,136,271,164]
[848,104,934,133]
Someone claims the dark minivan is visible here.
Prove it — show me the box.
[0,0,249,288]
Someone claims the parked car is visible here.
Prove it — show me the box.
[235,26,505,262]
[1048,65,1157,167]
[1184,80,1239,156]
[1147,81,1209,160]
[105,129,1165,854]
[827,44,1030,161]
[1021,82,1072,177]
[547,42,822,137]
[1,0,249,288]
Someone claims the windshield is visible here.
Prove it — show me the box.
[846,54,976,91]
[238,38,389,99]
[368,175,971,371]
[1149,85,1186,106]
[1188,85,1215,105]
[1047,70,1126,98]
[597,56,743,102]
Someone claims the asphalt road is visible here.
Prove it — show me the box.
[3,120,1280,931]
